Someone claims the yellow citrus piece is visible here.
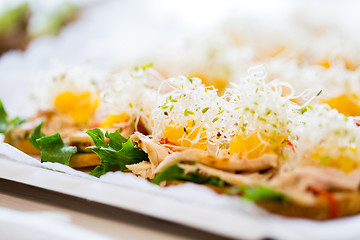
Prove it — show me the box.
[317,60,330,69]
[100,113,130,128]
[310,147,360,173]
[316,56,358,70]
[229,132,283,159]
[321,93,360,116]
[54,91,99,124]
[191,73,229,95]
[163,120,207,150]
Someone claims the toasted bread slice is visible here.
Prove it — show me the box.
[4,134,100,168]
[258,192,360,220]
[68,153,100,168]
[4,109,102,168]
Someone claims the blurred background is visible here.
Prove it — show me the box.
[0,0,360,115]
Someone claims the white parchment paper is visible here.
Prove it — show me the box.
[1,143,360,240]
[1,1,360,239]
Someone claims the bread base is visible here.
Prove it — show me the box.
[4,136,100,169]
[258,192,360,220]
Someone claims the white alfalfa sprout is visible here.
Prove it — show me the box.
[294,104,360,164]
[30,64,105,109]
[151,75,236,152]
[315,63,360,101]
[98,67,162,132]
[224,65,302,146]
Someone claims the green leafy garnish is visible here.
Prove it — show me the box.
[152,163,226,187]
[227,185,287,202]
[32,2,79,36]
[37,133,77,164]
[0,100,7,133]
[0,3,29,35]
[86,128,148,177]
[29,122,77,164]
[28,122,45,149]
[0,99,26,133]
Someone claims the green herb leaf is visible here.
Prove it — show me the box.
[227,185,287,202]
[28,122,77,164]
[90,165,106,177]
[37,133,77,164]
[28,121,45,149]
[86,128,149,177]
[9,116,26,128]
[0,99,26,133]
[32,2,79,36]
[0,3,29,35]
[105,130,128,150]
[0,99,8,133]
[152,163,226,187]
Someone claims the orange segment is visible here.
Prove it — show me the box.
[316,56,358,71]
[317,60,330,69]
[310,147,360,173]
[163,120,207,150]
[321,93,360,116]
[100,113,130,128]
[229,132,283,159]
[191,73,228,95]
[54,91,99,124]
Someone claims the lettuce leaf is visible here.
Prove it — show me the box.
[86,128,148,177]
[29,122,77,164]
[227,185,287,202]
[152,163,226,187]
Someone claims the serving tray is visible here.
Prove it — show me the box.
[0,143,359,240]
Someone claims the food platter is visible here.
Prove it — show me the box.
[2,1,360,239]
[1,143,360,240]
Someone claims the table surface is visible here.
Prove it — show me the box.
[0,178,234,240]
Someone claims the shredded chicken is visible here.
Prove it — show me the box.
[7,110,93,151]
[155,148,278,174]
[131,132,170,177]
[268,166,360,205]
[6,109,136,152]
[180,163,256,185]
[126,161,152,179]
[272,166,360,191]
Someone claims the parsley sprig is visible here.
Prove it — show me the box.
[86,128,149,177]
